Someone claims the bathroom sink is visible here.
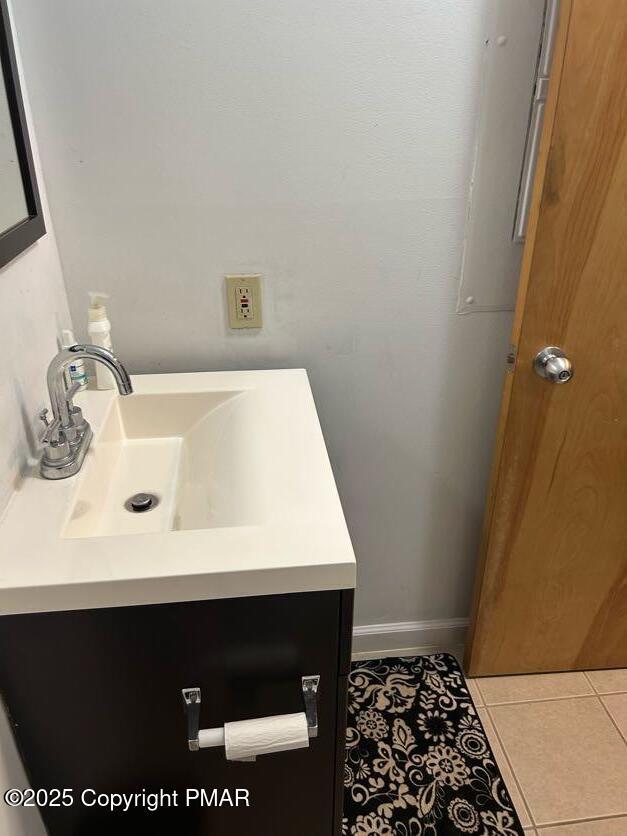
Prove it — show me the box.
[0,370,356,615]
[64,389,268,538]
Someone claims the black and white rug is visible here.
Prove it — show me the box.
[343,654,524,835]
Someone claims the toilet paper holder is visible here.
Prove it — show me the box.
[181,675,320,752]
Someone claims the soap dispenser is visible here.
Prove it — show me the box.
[87,292,114,390]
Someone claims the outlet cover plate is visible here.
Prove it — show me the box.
[225,274,262,329]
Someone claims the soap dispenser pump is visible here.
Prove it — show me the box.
[87,292,114,390]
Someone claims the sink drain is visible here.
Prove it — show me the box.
[124,492,160,513]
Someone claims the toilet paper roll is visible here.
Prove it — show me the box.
[224,712,309,761]
[198,727,225,749]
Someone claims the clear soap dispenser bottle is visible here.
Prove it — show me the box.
[87,292,114,390]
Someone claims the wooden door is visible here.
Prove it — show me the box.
[465,0,627,676]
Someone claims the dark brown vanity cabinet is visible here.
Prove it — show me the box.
[0,590,353,835]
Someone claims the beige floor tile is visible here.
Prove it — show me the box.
[490,697,627,826]
[477,708,532,828]
[602,694,627,742]
[477,672,593,705]
[537,818,627,834]
[466,678,484,707]
[586,669,627,695]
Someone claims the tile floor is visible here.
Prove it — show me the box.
[466,669,627,834]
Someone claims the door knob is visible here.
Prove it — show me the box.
[533,346,573,384]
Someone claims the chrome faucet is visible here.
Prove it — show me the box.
[40,344,133,479]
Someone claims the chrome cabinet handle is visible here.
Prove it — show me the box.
[533,346,574,384]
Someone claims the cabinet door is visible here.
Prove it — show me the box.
[0,591,344,835]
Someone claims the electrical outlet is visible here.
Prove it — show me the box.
[226,274,263,329]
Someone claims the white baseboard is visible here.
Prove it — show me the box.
[351,617,468,662]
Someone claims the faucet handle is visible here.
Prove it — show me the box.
[69,403,88,433]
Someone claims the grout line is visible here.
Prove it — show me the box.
[582,670,595,692]
[465,679,485,708]
[472,677,485,704]
[481,693,598,708]
[597,695,627,746]
[534,812,627,829]
[581,670,627,697]
[590,691,627,697]
[483,705,535,828]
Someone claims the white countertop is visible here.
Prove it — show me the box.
[0,370,356,615]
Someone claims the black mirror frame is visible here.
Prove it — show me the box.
[0,0,45,271]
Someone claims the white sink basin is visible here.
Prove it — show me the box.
[64,389,268,538]
[0,370,356,615]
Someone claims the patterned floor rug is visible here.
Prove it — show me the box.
[343,654,524,835]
